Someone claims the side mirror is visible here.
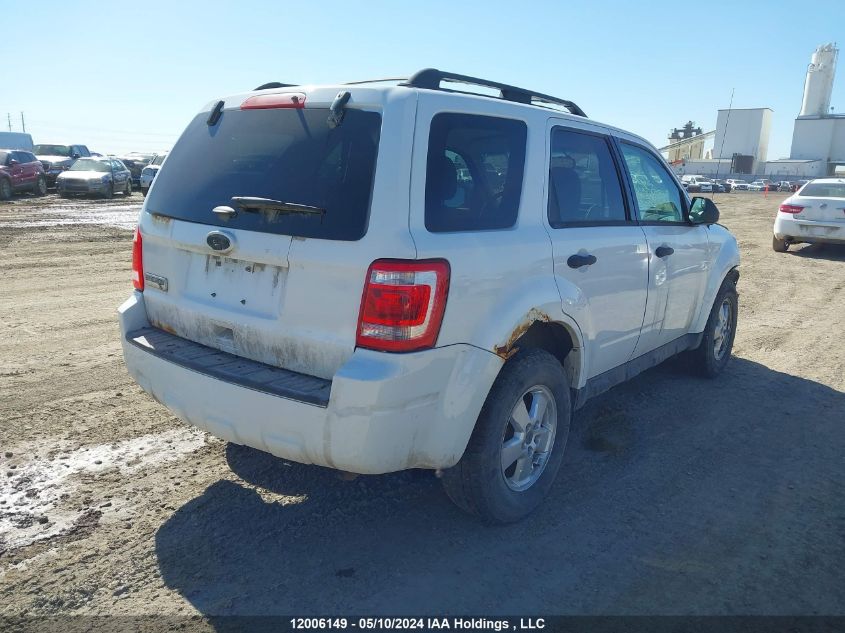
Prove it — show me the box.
[71,153,80,160]
[689,196,720,225]
[8,159,19,166]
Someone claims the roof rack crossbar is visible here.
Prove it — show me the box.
[400,68,587,118]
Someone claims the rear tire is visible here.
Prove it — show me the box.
[0,178,11,200]
[441,348,571,524]
[689,278,738,378]
[772,236,789,252]
[124,180,132,196]
[34,175,47,196]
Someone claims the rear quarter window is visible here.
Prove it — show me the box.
[425,113,527,232]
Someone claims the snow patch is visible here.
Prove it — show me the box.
[0,428,205,552]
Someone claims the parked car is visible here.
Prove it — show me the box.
[681,174,712,193]
[713,179,731,193]
[773,178,845,252]
[726,179,749,191]
[790,180,808,192]
[34,144,92,187]
[118,153,155,187]
[119,70,740,523]
[0,132,34,152]
[56,156,133,198]
[750,179,777,191]
[0,149,47,199]
[139,152,167,196]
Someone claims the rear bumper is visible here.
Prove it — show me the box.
[119,293,502,474]
[774,214,845,244]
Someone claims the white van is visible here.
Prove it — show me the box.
[0,132,34,152]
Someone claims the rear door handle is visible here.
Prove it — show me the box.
[655,246,674,258]
[567,253,597,269]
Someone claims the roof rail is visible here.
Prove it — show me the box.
[400,68,587,118]
[344,77,407,85]
[254,82,298,90]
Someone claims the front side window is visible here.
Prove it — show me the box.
[547,128,627,226]
[425,113,527,232]
[620,143,685,223]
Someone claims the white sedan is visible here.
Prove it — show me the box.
[773,178,845,251]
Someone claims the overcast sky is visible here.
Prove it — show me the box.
[5,0,844,157]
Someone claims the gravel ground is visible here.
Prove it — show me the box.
[0,191,843,620]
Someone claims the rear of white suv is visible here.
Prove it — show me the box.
[120,85,503,476]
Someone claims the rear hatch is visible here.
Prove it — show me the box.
[793,181,845,223]
[138,87,417,380]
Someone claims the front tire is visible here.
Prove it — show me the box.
[689,278,738,378]
[101,183,114,199]
[34,175,47,196]
[441,349,571,524]
[772,236,789,252]
[124,180,132,196]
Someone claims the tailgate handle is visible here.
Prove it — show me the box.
[212,205,237,219]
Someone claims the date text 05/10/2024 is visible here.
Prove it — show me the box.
[289,617,546,630]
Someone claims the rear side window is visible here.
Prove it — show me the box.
[425,113,527,232]
[548,128,627,226]
[144,107,382,241]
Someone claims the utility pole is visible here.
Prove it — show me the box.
[6,113,10,132]
[20,112,25,133]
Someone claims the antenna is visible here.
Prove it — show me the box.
[713,88,734,200]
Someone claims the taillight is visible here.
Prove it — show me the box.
[132,228,144,291]
[356,260,450,352]
[240,92,306,110]
[779,204,804,214]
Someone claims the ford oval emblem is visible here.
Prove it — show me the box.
[206,231,232,252]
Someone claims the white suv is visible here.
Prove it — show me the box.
[119,70,740,523]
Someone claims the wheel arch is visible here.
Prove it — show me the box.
[492,309,585,392]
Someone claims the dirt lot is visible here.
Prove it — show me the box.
[1,191,843,620]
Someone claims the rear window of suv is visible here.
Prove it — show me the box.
[425,113,527,232]
[146,107,382,241]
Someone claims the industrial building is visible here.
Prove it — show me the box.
[664,43,842,181]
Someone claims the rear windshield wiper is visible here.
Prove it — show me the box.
[230,196,325,218]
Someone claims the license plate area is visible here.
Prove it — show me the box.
[183,253,287,318]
